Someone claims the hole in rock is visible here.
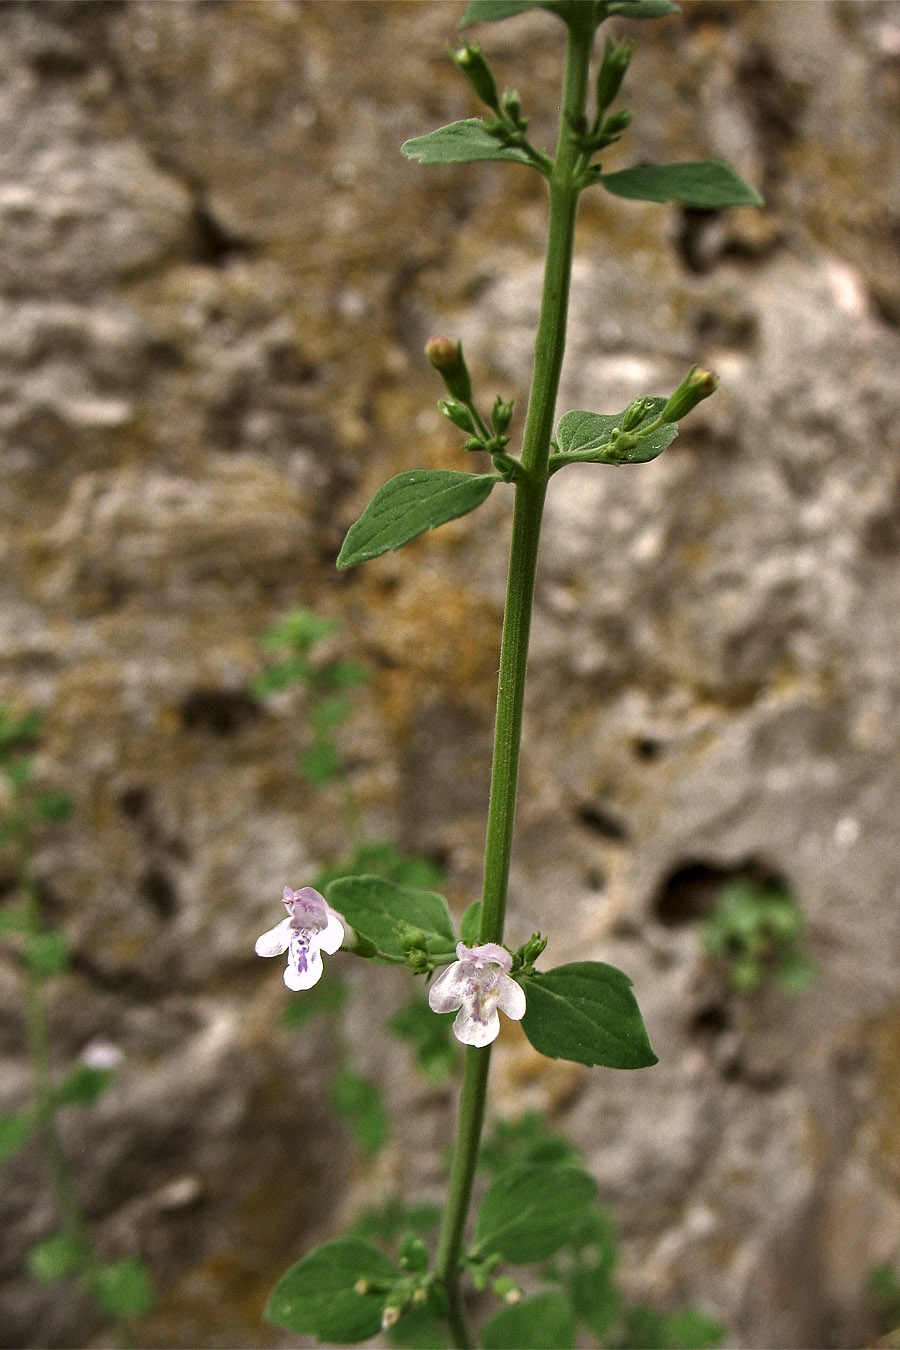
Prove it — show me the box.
[575,803,629,842]
[139,866,178,920]
[652,857,788,927]
[180,688,261,736]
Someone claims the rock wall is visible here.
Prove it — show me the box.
[2,1,900,1345]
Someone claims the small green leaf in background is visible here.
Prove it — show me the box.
[92,1258,154,1318]
[27,1231,84,1283]
[308,696,353,735]
[554,399,677,467]
[24,931,69,977]
[402,120,539,169]
[54,1064,115,1109]
[0,1109,34,1162]
[314,840,444,894]
[320,658,370,690]
[604,1,680,18]
[387,994,458,1082]
[479,1109,581,1175]
[349,1197,443,1247]
[331,1068,389,1156]
[600,160,762,208]
[0,904,30,935]
[520,962,658,1068]
[327,876,455,961]
[298,740,342,785]
[337,470,498,569]
[250,655,310,697]
[260,610,338,651]
[281,974,349,1027]
[459,900,482,945]
[565,1207,620,1337]
[481,1291,576,1349]
[265,1236,401,1341]
[472,1163,597,1263]
[459,1,572,27]
[34,791,73,823]
[615,1303,725,1349]
[0,707,43,753]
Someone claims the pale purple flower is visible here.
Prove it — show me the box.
[255,887,344,991]
[428,942,526,1047]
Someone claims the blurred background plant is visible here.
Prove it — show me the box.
[701,877,815,995]
[0,705,153,1341]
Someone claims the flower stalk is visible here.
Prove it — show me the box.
[432,8,598,1342]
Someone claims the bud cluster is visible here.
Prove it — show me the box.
[427,336,520,479]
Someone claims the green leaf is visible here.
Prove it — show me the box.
[459,900,482,945]
[616,1304,725,1349]
[519,962,657,1068]
[320,658,370,690]
[309,696,353,735]
[250,656,311,696]
[472,1163,597,1262]
[327,876,455,961]
[479,1109,581,1176]
[386,994,458,1082]
[338,470,498,569]
[600,160,763,208]
[54,1064,114,1108]
[27,1232,84,1283]
[265,1236,400,1340]
[481,1291,576,1349]
[260,609,338,651]
[0,708,42,752]
[0,903,30,935]
[0,1109,34,1162]
[298,740,342,785]
[459,1,572,27]
[332,1068,389,1156]
[349,1197,443,1246]
[282,974,349,1026]
[389,1303,448,1348]
[401,121,539,169]
[92,1258,154,1317]
[554,399,677,467]
[34,791,74,823]
[604,1,680,17]
[24,930,69,977]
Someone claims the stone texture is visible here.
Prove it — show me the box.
[2,1,900,1346]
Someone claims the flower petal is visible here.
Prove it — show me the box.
[318,909,345,956]
[498,975,526,1022]
[452,1002,500,1048]
[255,917,293,958]
[428,961,468,1013]
[284,942,324,990]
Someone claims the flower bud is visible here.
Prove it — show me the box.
[490,395,514,436]
[501,88,526,130]
[660,366,718,423]
[439,398,477,434]
[598,108,632,145]
[425,336,473,404]
[454,43,499,111]
[354,1279,370,1295]
[492,1276,523,1304]
[595,37,634,115]
[621,396,653,432]
[399,1234,429,1272]
[381,1305,402,1331]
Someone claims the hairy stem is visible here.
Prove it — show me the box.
[434,10,596,1342]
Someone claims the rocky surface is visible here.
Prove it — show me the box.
[2,1,900,1346]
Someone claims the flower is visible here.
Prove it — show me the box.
[255,887,344,990]
[428,942,525,1047]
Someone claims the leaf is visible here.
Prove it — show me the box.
[298,740,341,785]
[459,900,482,945]
[519,962,657,1068]
[92,1259,154,1317]
[331,1068,389,1156]
[401,121,538,168]
[600,160,763,208]
[604,1,680,17]
[54,1064,114,1108]
[472,1163,597,1262]
[34,791,73,823]
[27,1231,85,1283]
[479,1109,581,1176]
[481,1291,577,1349]
[24,930,69,977]
[389,1303,448,1348]
[327,876,455,961]
[337,470,497,570]
[265,1237,400,1341]
[554,399,677,466]
[0,1109,34,1162]
[459,1,572,26]
[386,994,458,1082]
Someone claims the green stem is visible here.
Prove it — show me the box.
[434,10,596,1344]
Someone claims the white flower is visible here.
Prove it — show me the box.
[428,942,526,1047]
[255,886,344,991]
